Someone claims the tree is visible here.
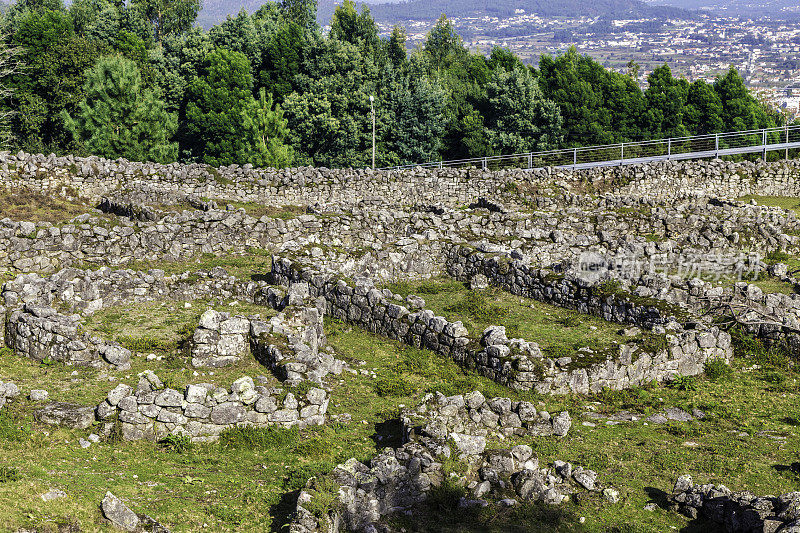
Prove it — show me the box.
[330,0,379,55]
[258,18,305,103]
[376,60,446,166]
[644,64,689,138]
[242,87,294,168]
[684,79,724,135]
[386,25,407,67]
[423,15,466,74]
[483,65,562,154]
[280,0,316,31]
[0,37,20,148]
[63,55,177,162]
[131,0,199,41]
[10,8,104,149]
[155,27,211,113]
[626,59,640,81]
[714,67,777,133]
[283,38,380,167]
[209,9,259,67]
[539,47,612,146]
[184,48,255,166]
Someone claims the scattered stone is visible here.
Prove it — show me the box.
[40,489,67,502]
[34,402,95,429]
[470,274,489,291]
[101,492,139,532]
[28,389,48,402]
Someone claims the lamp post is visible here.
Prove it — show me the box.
[369,95,375,170]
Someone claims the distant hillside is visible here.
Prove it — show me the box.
[197,0,361,28]
[366,0,691,22]
[196,0,691,29]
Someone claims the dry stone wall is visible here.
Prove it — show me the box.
[446,244,683,328]
[670,474,800,532]
[96,371,329,443]
[271,256,732,394]
[4,151,800,209]
[6,303,132,369]
[1,266,270,316]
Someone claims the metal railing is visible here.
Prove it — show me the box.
[379,125,800,172]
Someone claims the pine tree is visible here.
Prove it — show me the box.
[242,88,295,168]
[63,55,177,162]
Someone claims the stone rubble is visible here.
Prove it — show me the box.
[289,392,613,533]
[671,474,800,532]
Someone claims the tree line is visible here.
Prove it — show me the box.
[0,0,786,168]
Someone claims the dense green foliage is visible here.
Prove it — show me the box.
[0,0,785,167]
[63,55,178,162]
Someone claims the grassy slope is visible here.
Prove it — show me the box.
[1,314,798,532]
[387,279,626,353]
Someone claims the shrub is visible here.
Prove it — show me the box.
[0,411,31,442]
[302,476,342,525]
[106,419,123,444]
[765,250,791,265]
[158,434,193,454]
[160,374,182,391]
[0,466,19,482]
[729,326,791,368]
[207,504,245,525]
[444,291,508,322]
[664,421,703,438]
[220,425,300,450]
[545,345,573,359]
[669,375,697,391]
[283,462,336,491]
[596,279,623,298]
[639,334,667,354]
[292,380,314,397]
[704,358,733,381]
[557,313,583,328]
[426,477,466,512]
[0,347,12,357]
[117,335,176,353]
[375,375,415,397]
[294,438,329,458]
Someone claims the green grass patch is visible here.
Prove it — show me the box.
[737,194,800,215]
[124,248,273,279]
[394,279,625,359]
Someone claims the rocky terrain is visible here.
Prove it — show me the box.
[0,152,800,531]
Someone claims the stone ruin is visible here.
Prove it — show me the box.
[96,371,330,442]
[1,150,800,529]
[271,255,733,394]
[671,475,800,532]
[290,391,619,533]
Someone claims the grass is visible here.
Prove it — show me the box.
[737,194,800,215]
[121,249,273,280]
[0,187,98,223]
[219,201,306,220]
[0,316,799,531]
[387,278,626,356]
[321,320,800,532]
[82,298,275,353]
[78,297,279,392]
